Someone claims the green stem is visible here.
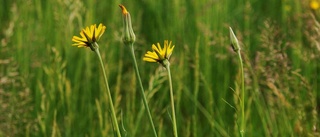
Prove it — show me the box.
[94,43,121,137]
[129,44,158,137]
[164,60,178,137]
[237,50,245,137]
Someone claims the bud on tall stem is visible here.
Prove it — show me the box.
[119,5,136,45]
[229,27,240,52]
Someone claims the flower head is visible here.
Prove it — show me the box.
[119,5,136,45]
[72,23,106,50]
[311,0,320,10]
[143,40,175,65]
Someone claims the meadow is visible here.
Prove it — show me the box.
[0,0,319,136]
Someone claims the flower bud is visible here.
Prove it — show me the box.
[229,27,240,52]
[119,5,136,45]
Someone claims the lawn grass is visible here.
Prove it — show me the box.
[0,0,319,136]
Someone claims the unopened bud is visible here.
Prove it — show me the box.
[119,5,136,45]
[229,27,240,52]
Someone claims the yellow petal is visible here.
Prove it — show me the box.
[80,31,86,39]
[163,40,168,57]
[72,42,87,47]
[83,27,90,37]
[157,43,163,54]
[73,36,87,42]
[151,44,159,54]
[143,57,157,62]
[144,53,159,60]
[84,27,92,40]
[96,24,106,41]
[90,24,95,38]
[95,24,102,39]
[167,45,174,58]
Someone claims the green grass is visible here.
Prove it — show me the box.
[0,0,319,137]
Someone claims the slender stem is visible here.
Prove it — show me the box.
[129,44,158,137]
[164,60,178,137]
[237,50,245,137]
[94,43,121,137]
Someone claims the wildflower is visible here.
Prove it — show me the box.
[143,40,175,65]
[119,4,136,45]
[72,23,106,50]
[71,22,121,136]
[310,0,320,10]
[144,40,178,136]
[143,40,177,136]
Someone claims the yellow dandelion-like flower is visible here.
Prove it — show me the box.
[143,40,175,63]
[72,23,106,48]
[310,0,320,10]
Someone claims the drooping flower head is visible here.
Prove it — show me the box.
[143,40,175,66]
[72,23,106,50]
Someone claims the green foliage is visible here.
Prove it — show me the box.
[0,0,319,136]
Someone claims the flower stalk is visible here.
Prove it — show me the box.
[164,60,178,137]
[93,43,122,137]
[229,27,245,137]
[143,40,177,137]
[119,5,158,137]
[129,43,158,137]
[72,24,121,137]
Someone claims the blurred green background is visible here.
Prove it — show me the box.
[0,0,319,136]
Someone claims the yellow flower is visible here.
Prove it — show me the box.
[143,40,175,63]
[72,23,106,48]
[310,0,320,10]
